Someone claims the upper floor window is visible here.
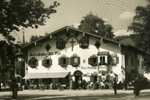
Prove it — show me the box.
[79,36,89,49]
[28,57,38,68]
[56,38,66,50]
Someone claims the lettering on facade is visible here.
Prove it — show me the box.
[29,51,60,56]
[81,66,96,69]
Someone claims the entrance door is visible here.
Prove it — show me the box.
[73,70,82,89]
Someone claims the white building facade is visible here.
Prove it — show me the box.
[23,26,145,89]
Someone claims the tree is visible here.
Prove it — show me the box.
[129,0,150,71]
[0,0,59,98]
[0,0,59,40]
[78,13,114,38]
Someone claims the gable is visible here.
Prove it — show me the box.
[24,26,120,50]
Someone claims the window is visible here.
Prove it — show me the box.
[88,55,97,66]
[108,55,119,65]
[79,36,89,49]
[99,56,105,65]
[70,55,80,67]
[28,57,38,68]
[59,56,69,67]
[112,56,119,65]
[42,58,52,68]
[56,38,65,50]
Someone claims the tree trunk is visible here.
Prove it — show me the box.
[11,79,18,99]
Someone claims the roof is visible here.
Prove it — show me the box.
[23,26,120,48]
[22,26,149,55]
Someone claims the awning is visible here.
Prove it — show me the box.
[24,72,69,79]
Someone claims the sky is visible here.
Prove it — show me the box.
[13,0,148,42]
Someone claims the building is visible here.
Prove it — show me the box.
[22,26,146,89]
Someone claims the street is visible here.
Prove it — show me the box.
[0,89,150,100]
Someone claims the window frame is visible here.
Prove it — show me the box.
[42,58,52,68]
[28,57,38,68]
[70,55,80,67]
[58,56,69,68]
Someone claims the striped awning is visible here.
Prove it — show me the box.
[24,72,69,79]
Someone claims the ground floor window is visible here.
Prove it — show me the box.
[59,56,69,68]
[88,55,97,66]
[70,55,80,67]
[42,58,52,68]
[28,57,38,68]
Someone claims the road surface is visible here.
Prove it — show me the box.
[0,89,150,100]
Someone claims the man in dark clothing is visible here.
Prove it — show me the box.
[113,77,117,95]
[11,78,18,99]
[133,76,141,96]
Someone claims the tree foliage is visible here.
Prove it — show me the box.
[129,0,150,71]
[0,0,59,39]
[78,13,114,38]
[0,0,59,92]
[129,1,150,52]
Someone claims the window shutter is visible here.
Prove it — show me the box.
[28,57,38,68]
[59,56,69,67]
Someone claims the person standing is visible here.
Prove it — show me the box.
[133,75,141,96]
[113,75,118,95]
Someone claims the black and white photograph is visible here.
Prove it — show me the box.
[0,0,150,100]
